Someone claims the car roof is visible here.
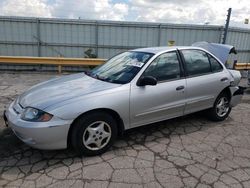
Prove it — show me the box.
[131,46,203,54]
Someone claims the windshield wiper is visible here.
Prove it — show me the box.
[84,71,96,79]
[84,70,90,75]
[85,71,118,84]
[85,71,106,81]
[95,74,110,82]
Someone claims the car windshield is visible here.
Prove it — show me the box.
[86,51,154,84]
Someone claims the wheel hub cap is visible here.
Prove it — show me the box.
[216,97,229,117]
[83,121,111,151]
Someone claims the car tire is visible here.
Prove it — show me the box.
[207,92,231,121]
[71,112,118,156]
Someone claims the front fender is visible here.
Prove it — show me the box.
[46,84,131,129]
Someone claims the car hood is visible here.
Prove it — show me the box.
[192,41,237,64]
[18,73,120,110]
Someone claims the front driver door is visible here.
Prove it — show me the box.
[130,51,186,128]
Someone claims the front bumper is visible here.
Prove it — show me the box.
[4,101,72,150]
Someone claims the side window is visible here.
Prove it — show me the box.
[209,55,223,72]
[143,51,181,82]
[182,50,211,76]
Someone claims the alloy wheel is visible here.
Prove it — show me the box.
[216,97,229,117]
[83,121,112,151]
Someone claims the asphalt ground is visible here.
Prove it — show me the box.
[0,71,250,188]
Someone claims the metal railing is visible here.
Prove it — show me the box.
[234,63,250,70]
[0,56,106,73]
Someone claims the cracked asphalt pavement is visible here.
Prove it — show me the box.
[1,71,250,188]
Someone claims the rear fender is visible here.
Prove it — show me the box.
[229,86,245,107]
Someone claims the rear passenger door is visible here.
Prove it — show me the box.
[180,49,229,114]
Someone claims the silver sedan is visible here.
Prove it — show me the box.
[4,46,244,155]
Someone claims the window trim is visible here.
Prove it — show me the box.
[138,50,185,84]
[177,49,187,77]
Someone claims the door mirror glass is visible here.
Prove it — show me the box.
[137,76,157,86]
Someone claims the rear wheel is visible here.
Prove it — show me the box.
[71,112,117,156]
[207,92,231,121]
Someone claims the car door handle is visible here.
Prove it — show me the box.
[176,86,185,91]
[220,77,228,82]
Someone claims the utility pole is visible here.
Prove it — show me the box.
[222,8,232,44]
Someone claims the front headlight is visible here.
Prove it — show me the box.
[21,107,53,122]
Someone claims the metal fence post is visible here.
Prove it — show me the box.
[95,21,99,57]
[36,18,41,57]
[158,24,161,46]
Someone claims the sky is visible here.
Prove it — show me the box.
[0,0,249,28]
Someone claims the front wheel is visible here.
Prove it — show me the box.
[71,112,118,156]
[207,92,231,121]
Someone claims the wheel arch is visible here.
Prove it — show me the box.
[212,86,232,108]
[207,86,232,121]
[217,86,232,102]
[67,108,125,148]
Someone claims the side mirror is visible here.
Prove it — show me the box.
[137,76,157,86]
